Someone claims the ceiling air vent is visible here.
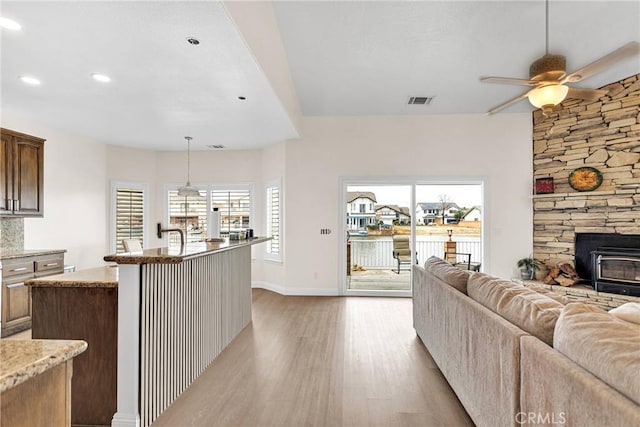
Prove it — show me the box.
[408,96,434,105]
[207,144,225,149]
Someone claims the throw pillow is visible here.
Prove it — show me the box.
[609,302,640,325]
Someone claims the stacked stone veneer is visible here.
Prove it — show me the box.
[532,73,640,266]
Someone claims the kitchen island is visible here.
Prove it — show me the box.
[1,339,87,426]
[104,237,269,427]
[27,266,118,426]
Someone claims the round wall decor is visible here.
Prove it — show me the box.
[569,167,603,192]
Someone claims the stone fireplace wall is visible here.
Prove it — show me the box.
[532,73,640,268]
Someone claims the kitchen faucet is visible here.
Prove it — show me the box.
[156,223,185,248]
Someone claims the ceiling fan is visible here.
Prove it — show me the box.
[481,0,640,116]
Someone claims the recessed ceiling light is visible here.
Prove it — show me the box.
[186,37,200,45]
[19,76,41,86]
[91,73,111,83]
[0,17,22,31]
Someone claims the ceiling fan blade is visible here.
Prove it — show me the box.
[481,76,539,86]
[486,90,531,115]
[567,87,609,101]
[563,41,640,83]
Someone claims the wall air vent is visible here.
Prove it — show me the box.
[207,144,225,149]
[408,96,434,105]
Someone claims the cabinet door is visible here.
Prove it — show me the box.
[3,278,31,328]
[0,131,13,214]
[13,135,44,216]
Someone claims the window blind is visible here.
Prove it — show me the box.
[211,190,251,236]
[266,186,280,255]
[168,190,207,245]
[115,188,144,253]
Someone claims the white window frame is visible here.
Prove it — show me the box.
[265,178,283,263]
[110,181,149,254]
[162,183,255,247]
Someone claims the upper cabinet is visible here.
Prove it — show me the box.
[1,128,45,217]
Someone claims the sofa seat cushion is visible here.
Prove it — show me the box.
[554,303,640,406]
[424,256,470,294]
[468,273,564,345]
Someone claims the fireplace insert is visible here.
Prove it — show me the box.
[591,247,640,296]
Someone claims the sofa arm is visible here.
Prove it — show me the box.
[520,336,640,426]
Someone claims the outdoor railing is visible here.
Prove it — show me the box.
[350,237,482,269]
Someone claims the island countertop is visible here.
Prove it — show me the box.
[26,266,118,288]
[103,237,271,264]
[0,339,87,393]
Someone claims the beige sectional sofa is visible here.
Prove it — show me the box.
[413,257,640,427]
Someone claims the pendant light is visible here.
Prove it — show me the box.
[177,136,200,197]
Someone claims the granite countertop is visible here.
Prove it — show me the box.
[104,237,271,265]
[0,339,87,393]
[0,248,66,260]
[26,266,118,288]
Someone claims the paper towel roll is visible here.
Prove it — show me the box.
[208,208,221,239]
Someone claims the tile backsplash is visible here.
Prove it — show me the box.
[0,217,24,251]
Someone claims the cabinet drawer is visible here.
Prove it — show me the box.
[35,255,64,275]
[2,259,35,278]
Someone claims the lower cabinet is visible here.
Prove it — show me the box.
[1,253,64,337]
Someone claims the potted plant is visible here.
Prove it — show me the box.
[517,256,542,280]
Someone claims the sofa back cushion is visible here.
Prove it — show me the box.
[554,303,640,406]
[468,273,564,345]
[527,284,570,305]
[424,256,470,294]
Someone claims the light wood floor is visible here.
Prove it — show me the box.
[153,289,472,426]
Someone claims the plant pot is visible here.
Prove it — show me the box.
[520,269,534,280]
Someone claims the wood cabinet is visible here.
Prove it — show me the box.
[1,253,64,337]
[1,128,45,217]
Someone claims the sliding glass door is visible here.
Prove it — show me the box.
[342,180,483,296]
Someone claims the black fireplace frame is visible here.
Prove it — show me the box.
[574,233,640,286]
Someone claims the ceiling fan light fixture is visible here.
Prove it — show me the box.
[528,84,569,109]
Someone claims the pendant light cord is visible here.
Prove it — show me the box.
[185,136,192,183]
[545,0,549,54]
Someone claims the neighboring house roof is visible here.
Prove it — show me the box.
[417,202,460,211]
[375,204,411,217]
[347,192,377,203]
[463,205,482,219]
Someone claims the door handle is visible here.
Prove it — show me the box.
[45,263,59,267]
[11,267,28,272]
[14,199,19,211]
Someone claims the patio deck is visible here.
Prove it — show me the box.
[348,268,411,291]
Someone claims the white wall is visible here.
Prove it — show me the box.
[2,116,108,270]
[106,145,158,250]
[253,141,287,292]
[282,114,533,293]
[3,112,534,290]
